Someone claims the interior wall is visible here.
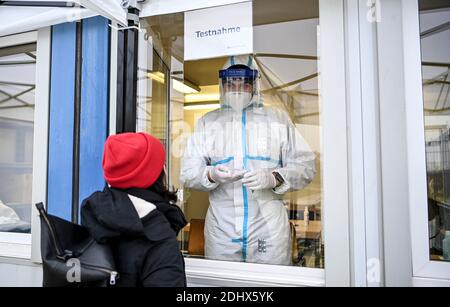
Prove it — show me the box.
[177,17,323,221]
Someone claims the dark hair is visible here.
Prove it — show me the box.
[147,170,178,203]
[228,64,249,69]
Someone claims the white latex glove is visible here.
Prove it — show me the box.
[242,169,277,190]
[208,165,247,184]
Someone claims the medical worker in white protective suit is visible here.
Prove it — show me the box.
[180,55,316,265]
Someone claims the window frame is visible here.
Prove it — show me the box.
[0,29,51,261]
[109,22,118,136]
[402,0,450,282]
[140,0,250,18]
[185,258,325,287]
[141,0,351,287]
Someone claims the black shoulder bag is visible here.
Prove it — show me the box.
[35,203,118,287]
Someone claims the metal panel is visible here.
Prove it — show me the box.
[376,0,413,287]
[115,29,125,133]
[78,16,110,221]
[116,8,139,133]
[31,27,51,263]
[124,27,138,132]
[47,22,76,220]
[319,0,351,287]
[72,21,82,223]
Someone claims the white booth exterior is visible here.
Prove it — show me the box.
[0,0,449,287]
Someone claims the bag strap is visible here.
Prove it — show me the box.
[35,203,73,261]
[77,238,95,255]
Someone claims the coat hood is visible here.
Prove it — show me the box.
[81,186,186,244]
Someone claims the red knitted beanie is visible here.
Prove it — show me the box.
[102,132,165,189]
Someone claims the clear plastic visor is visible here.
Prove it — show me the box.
[219,68,259,110]
[221,77,254,93]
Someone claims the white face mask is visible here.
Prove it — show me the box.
[224,92,253,112]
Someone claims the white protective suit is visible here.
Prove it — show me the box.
[180,55,316,265]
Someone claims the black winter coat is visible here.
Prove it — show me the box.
[81,186,187,287]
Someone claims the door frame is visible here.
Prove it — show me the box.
[401,0,450,283]
[0,29,51,262]
[132,0,351,287]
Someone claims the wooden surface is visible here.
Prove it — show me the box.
[291,220,322,240]
[186,219,205,256]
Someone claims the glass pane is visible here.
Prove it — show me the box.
[419,4,450,262]
[0,43,36,234]
[137,34,169,152]
[140,0,323,268]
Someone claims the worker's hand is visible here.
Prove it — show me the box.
[242,169,277,190]
[208,166,247,184]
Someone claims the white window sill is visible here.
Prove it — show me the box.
[0,233,31,259]
[413,276,450,287]
[185,258,325,287]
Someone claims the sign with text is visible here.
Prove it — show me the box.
[184,1,253,61]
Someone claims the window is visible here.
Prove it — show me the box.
[419,4,450,263]
[137,0,324,269]
[136,40,169,153]
[0,42,36,235]
[0,30,50,260]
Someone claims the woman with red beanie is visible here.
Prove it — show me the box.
[80,132,187,287]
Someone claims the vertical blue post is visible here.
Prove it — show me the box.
[47,23,76,219]
[78,16,110,217]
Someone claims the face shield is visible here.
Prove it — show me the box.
[219,64,260,112]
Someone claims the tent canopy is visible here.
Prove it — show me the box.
[0,0,127,37]
[0,0,252,37]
